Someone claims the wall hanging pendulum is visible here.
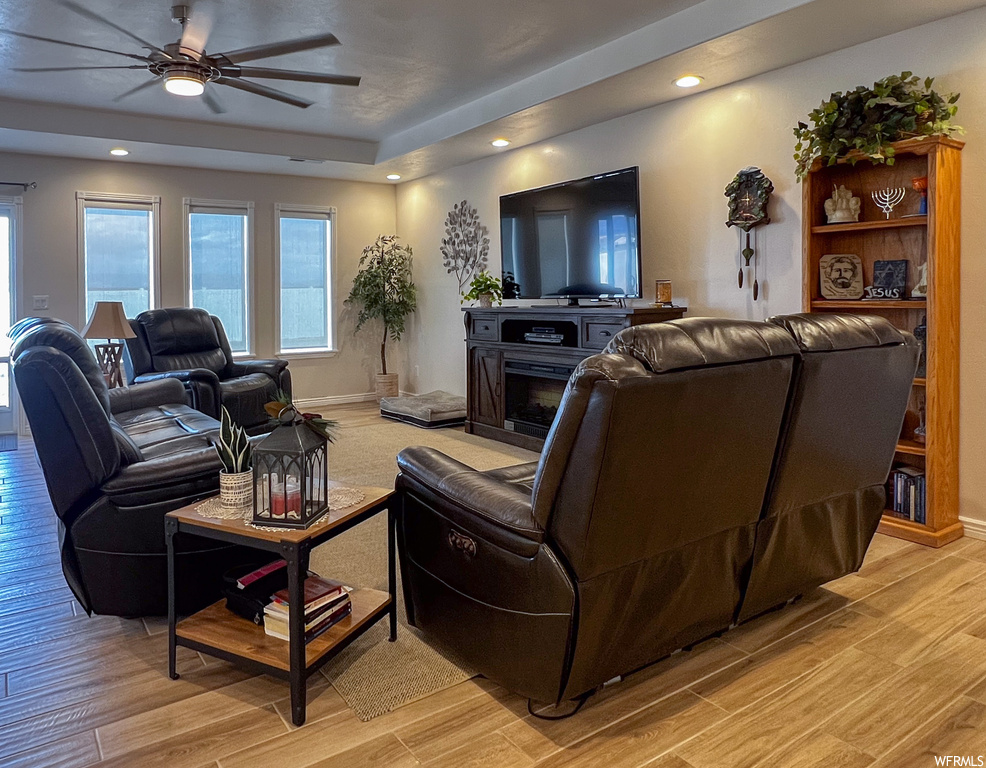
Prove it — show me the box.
[725,167,773,301]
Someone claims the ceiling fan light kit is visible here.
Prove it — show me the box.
[2,0,361,111]
[163,64,206,96]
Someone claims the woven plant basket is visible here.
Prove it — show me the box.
[219,470,253,510]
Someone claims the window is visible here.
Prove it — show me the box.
[77,192,159,323]
[0,197,18,415]
[185,199,253,354]
[275,205,336,353]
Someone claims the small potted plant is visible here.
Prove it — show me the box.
[215,407,253,510]
[346,235,417,401]
[462,270,503,308]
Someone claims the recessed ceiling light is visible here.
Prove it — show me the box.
[674,75,703,88]
[109,148,129,157]
[163,67,206,97]
[491,138,511,148]
[386,174,401,181]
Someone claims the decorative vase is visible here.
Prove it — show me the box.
[375,373,399,402]
[219,470,252,511]
[478,293,493,309]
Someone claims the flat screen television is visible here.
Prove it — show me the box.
[499,166,642,304]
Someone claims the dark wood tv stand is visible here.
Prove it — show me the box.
[463,304,686,450]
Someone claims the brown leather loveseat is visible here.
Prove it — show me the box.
[394,314,917,704]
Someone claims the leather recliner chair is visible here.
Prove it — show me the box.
[737,313,918,621]
[12,320,253,617]
[394,314,917,704]
[124,307,291,434]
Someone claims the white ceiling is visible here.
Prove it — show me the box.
[0,0,982,182]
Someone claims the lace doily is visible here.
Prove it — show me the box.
[196,486,367,530]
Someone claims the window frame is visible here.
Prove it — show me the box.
[182,197,255,357]
[273,203,338,358]
[76,191,161,328]
[0,195,22,428]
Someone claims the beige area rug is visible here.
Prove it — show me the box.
[309,419,538,721]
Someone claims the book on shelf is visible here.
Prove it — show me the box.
[261,574,354,643]
[264,598,353,642]
[236,559,286,590]
[269,575,348,612]
[889,466,925,524]
[264,588,351,623]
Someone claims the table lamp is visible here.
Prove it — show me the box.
[82,301,136,388]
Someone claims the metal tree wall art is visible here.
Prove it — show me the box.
[441,200,490,292]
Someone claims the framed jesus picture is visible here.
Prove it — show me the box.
[819,253,864,300]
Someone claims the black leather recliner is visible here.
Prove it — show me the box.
[124,308,291,434]
[12,320,253,617]
[395,314,917,704]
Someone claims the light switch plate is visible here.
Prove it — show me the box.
[32,295,49,310]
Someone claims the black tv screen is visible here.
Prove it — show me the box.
[500,167,642,301]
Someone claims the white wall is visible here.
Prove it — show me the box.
[396,7,986,526]
[2,152,397,401]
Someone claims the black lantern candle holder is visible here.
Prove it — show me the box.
[252,414,329,529]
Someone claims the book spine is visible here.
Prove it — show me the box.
[238,560,286,589]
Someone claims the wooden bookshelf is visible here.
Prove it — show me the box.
[802,135,962,547]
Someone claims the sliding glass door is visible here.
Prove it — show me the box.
[0,200,17,435]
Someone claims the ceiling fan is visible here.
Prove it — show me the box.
[0,1,361,113]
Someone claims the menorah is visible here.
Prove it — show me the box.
[871,187,906,219]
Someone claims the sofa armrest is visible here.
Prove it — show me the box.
[228,358,288,381]
[108,378,187,415]
[134,369,221,418]
[397,447,542,556]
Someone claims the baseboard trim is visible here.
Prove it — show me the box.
[959,515,986,541]
[294,393,378,409]
[294,390,418,410]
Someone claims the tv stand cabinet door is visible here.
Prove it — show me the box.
[469,347,502,427]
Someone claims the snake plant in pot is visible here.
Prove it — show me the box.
[215,407,253,510]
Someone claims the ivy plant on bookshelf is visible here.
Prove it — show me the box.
[801,135,963,546]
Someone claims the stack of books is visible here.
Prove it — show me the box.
[264,576,352,643]
[889,466,926,524]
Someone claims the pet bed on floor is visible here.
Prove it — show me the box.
[380,390,466,429]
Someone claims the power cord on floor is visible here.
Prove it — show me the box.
[527,690,594,720]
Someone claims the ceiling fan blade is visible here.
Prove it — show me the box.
[178,0,216,61]
[215,76,313,108]
[56,0,170,57]
[13,64,146,72]
[215,33,339,65]
[112,78,160,102]
[0,28,148,61]
[201,88,226,114]
[225,66,360,87]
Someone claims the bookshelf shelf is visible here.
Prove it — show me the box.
[811,216,927,234]
[810,299,927,311]
[895,439,927,457]
[802,135,962,547]
[176,589,391,671]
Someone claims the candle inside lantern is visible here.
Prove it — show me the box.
[271,478,302,519]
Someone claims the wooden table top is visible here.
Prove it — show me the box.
[166,481,394,544]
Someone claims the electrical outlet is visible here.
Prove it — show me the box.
[32,295,49,311]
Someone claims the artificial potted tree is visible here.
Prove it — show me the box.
[346,235,417,401]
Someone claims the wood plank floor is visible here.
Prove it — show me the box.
[3,404,986,767]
